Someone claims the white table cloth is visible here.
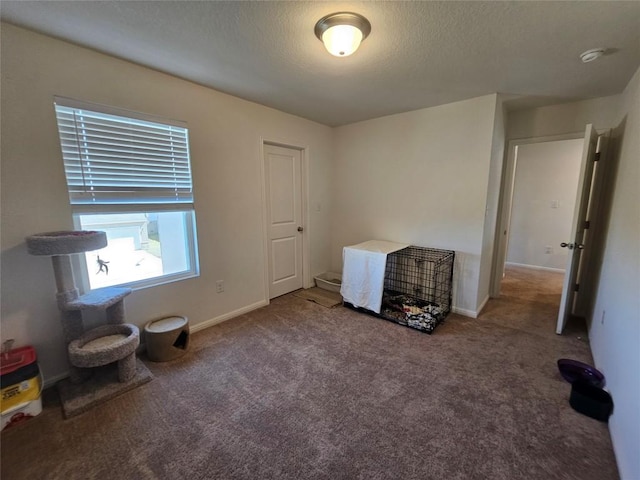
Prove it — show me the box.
[340,240,409,313]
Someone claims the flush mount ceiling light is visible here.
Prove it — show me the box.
[314,12,371,57]
[580,48,606,63]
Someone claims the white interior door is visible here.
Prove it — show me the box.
[264,144,303,299]
[556,124,599,334]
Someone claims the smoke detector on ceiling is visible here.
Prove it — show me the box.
[579,48,606,63]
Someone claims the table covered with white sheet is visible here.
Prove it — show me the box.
[340,240,409,313]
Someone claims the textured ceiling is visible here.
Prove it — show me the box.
[2,1,639,126]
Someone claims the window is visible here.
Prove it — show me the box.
[54,97,199,290]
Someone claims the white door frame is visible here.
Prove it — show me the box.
[556,124,599,334]
[572,131,610,319]
[259,138,311,303]
[490,132,585,298]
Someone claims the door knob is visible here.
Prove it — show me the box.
[561,242,585,250]
[297,226,304,232]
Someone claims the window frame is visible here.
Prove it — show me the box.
[71,208,199,291]
[54,97,200,291]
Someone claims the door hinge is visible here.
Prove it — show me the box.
[584,220,590,230]
[594,152,601,162]
[574,283,580,292]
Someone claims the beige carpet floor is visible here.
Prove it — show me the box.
[0,266,618,479]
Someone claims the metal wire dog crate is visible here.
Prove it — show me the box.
[380,246,455,333]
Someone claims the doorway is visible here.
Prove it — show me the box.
[492,128,600,333]
[262,143,306,299]
[505,139,584,273]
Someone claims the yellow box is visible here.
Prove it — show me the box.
[1,375,41,413]
[1,345,42,429]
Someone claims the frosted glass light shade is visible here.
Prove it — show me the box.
[315,12,371,58]
[322,25,363,57]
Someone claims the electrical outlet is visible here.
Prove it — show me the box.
[216,280,224,293]
[545,245,553,254]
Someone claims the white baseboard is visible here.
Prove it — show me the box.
[451,295,490,319]
[452,306,478,318]
[190,299,269,333]
[476,295,490,316]
[43,372,69,389]
[505,262,565,274]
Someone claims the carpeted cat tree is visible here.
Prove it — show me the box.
[26,230,152,418]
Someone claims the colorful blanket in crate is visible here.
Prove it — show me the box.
[380,291,447,333]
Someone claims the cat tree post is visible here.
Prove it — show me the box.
[50,255,84,364]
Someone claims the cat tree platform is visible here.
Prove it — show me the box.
[64,287,132,311]
[57,359,152,418]
[26,230,107,256]
[68,324,140,382]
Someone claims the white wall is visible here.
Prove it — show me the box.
[507,95,621,139]
[506,139,583,270]
[331,95,498,316]
[0,23,334,383]
[477,96,506,308]
[588,67,640,480]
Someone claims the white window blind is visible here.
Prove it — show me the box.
[54,98,193,205]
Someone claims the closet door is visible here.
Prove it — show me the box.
[264,144,303,298]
